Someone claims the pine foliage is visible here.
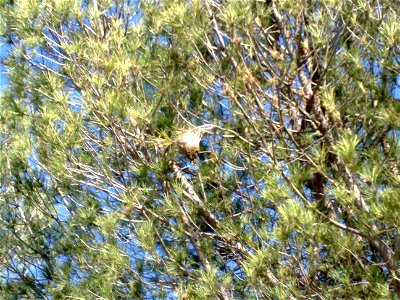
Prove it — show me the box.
[0,0,399,298]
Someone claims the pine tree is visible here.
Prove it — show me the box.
[1,0,399,299]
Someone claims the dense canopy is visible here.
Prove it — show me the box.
[0,0,399,299]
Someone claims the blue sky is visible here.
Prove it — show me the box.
[0,65,6,91]
[0,43,10,92]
